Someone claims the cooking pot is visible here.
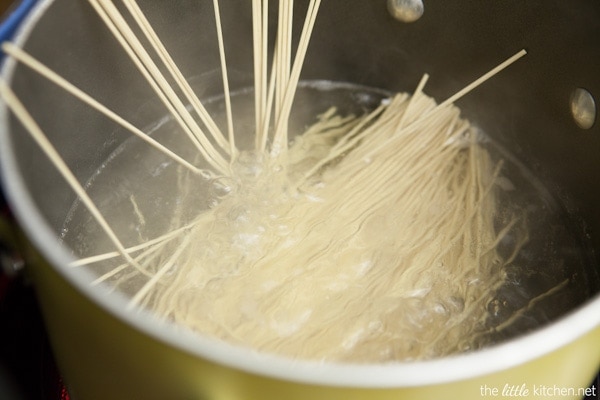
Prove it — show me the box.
[0,1,599,399]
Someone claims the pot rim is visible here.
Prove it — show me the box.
[1,0,599,389]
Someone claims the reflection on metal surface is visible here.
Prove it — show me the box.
[570,88,596,130]
[387,0,424,23]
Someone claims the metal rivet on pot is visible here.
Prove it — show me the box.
[570,88,596,130]
[387,0,424,23]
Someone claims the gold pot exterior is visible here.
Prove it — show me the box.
[28,245,599,400]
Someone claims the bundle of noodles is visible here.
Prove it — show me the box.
[129,90,522,362]
[0,0,529,363]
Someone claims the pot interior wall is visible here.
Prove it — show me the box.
[2,0,600,352]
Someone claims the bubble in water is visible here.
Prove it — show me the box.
[448,296,465,313]
[387,0,424,23]
[432,302,448,315]
[227,205,251,224]
[233,150,265,179]
[210,176,237,199]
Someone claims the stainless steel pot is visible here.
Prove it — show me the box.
[0,1,599,399]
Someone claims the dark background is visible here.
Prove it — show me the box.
[0,3,66,399]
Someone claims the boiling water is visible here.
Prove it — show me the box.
[61,82,598,359]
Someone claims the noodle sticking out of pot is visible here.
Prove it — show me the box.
[0,0,530,361]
